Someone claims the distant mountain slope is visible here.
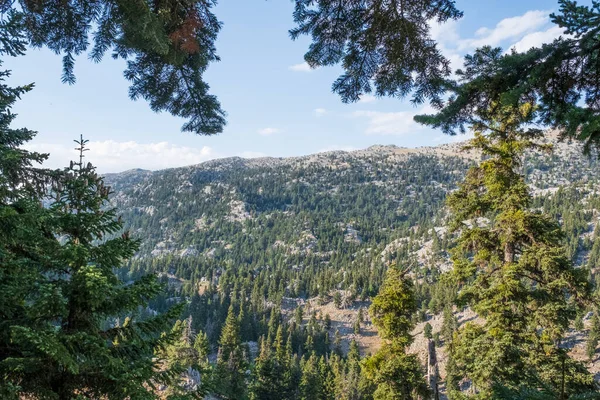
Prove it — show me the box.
[105,133,600,386]
[106,131,598,263]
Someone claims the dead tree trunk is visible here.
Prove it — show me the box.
[427,338,440,400]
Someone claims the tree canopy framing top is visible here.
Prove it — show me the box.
[2,0,226,135]
[290,0,463,106]
[415,0,600,154]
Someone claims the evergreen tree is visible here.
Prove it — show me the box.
[0,65,59,399]
[365,265,429,399]
[194,330,210,366]
[353,317,361,335]
[415,1,600,152]
[348,340,360,367]
[274,325,296,399]
[2,135,186,398]
[334,291,342,308]
[249,337,283,400]
[213,305,248,399]
[369,266,416,345]
[445,102,596,397]
[424,323,433,340]
[363,343,429,400]
[586,312,600,362]
[333,330,343,357]
[440,305,456,344]
[300,353,323,400]
[162,318,206,398]
[324,313,332,331]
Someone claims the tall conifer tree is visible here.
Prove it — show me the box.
[365,265,429,400]
[446,102,596,398]
[213,305,247,399]
[2,135,187,398]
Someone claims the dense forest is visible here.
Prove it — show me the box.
[101,131,600,398]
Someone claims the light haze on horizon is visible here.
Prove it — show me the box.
[6,0,568,172]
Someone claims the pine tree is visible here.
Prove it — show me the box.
[588,225,600,269]
[194,330,210,366]
[333,330,343,357]
[586,312,600,362]
[299,353,323,400]
[334,291,342,308]
[369,266,416,345]
[364,265,429,399]
[2,135,186,398]
[415,1,600,152]
[445,102,596,397]
[347,340,360,367]
[0,65,59,399]
[440,305,456,344]
[213,305,248,399]
[324,313,332,331]
[249,337,282,400]
[162,318,206,398]
[295,306,304,327]
[353,317,361,335]
[424,323,433,340]
[274,325,295,399]
[304,334,315,354]
[363,342,429,400]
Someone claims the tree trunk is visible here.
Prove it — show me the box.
[504,241,515,264]
[427,339,440,400]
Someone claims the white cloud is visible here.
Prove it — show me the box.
[288,62,315,72]
[508,25,564,53]
[429,9,560,72]
[430,18,461,44]
[314,108,327,116]
[460,10,550,50]
[429,19,464,72]
[257,127,281,136]
[352,110,421,135]
[352,105,434,136]
[432,131,474,144]
[358,94,377,104]
[25,140,216,173]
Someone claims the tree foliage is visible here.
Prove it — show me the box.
[416,0,600,153]
[5,0,225,135]
[366,265,429,399]
[290,0,463,105]
[1,131,186,398]
[446,102,596,398]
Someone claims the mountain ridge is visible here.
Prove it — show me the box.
[105,129,580,177]
[106,140,477,176]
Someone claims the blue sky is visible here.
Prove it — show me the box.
[7,0,567,172]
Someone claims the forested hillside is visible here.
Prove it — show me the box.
[104,132,600,394]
